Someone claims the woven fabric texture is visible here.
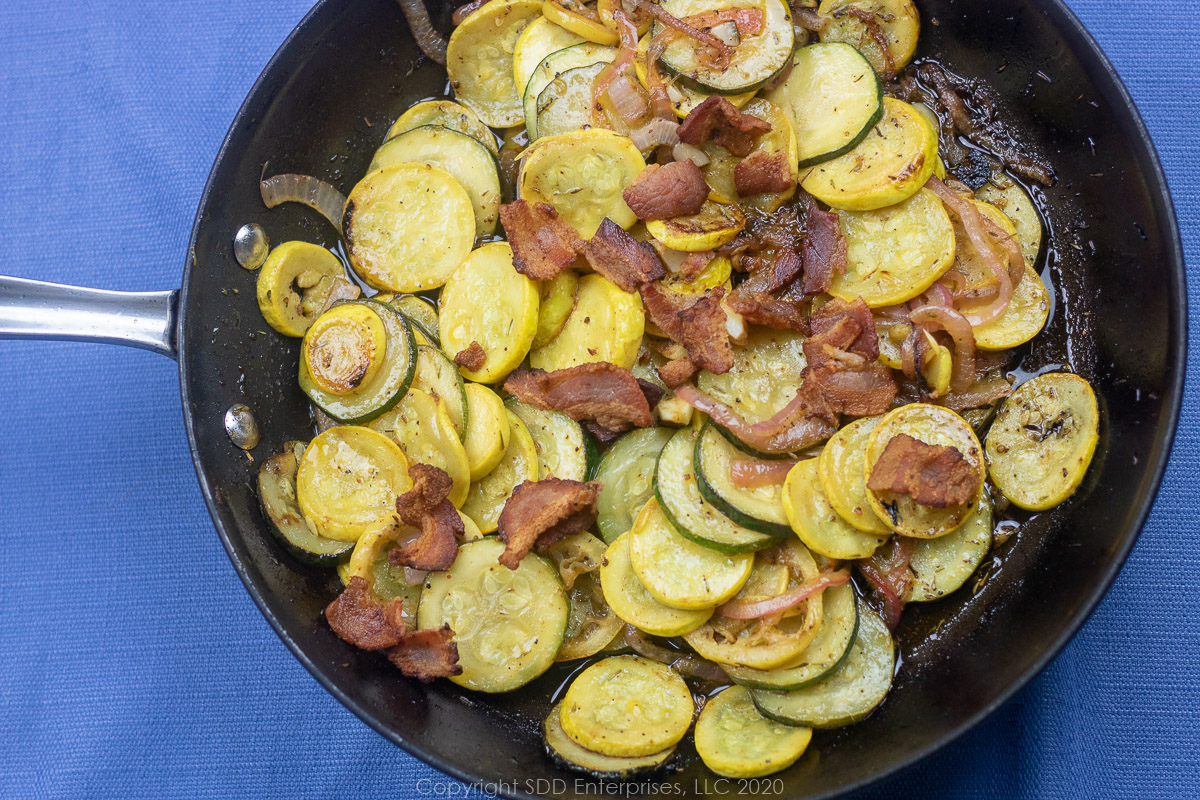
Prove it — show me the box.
[0,1,1196,798]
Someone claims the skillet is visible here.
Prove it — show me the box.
[0,0,1186,797]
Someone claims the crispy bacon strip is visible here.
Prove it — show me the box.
[640,282,732,373]
[386,625,461,682]
[810,297,879,360]
[677,96,771,157]
[803,298,895,416]
[497,478,602,569]
[734,151,793,196]
[583,218,666,292]
[658,357,697,388]
[800,205,848,295]
[503,362,654,431]
[678,249,713,280]
[622,161,709,221]
[498,200,583,280]
[866,434,978,508]
[724,290,808,332]
[453,341,486,372]
[389,464,463,571]
[326,576,408,650]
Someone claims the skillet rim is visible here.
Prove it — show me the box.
[176,0,1188,796]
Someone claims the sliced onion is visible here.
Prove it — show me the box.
[634,0,733,67]
[629,117,680,151]
[941,374,1012,411]
[403,567,428,586]
[900,324,918,380]
[730,458,798,488]
[396,0,448,65]
[926,177,1013,327]
[674,384,835,454]
[452,0,490,25]
[672,142,710,167]
[857,537,913,630]
[921,282,953,307]
[592,8,641,126]
[623,625,728,682]
[909,304,977,394]
[720,570,850,619]
[644,31,680,120]
[261,173,347,235]
[607,74,651,126]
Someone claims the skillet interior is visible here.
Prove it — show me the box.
[178,0,1186,797]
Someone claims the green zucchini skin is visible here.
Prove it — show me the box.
[694,424,793,538]
[505,399,591,482]
[594,427,674,544]
[298,299,417,425]
[258,442,353,567]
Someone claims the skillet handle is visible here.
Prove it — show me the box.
[0,276,179,360]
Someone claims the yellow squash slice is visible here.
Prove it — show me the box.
[461,409,540,533]
[817,0,920,76]
[785,458,887,559]
[542,0,620,45]
[533,269,579,349]
[975,177,1043,266]
[512,16,586,96]
[255,241,346,337]
[695,686,812,778]
[462,382,512,481]
[446,0,545,127]
[817,415,891,535]
[367,388,471,508]
[529,273,644,371]
[974,264,1050,350]
[700,99,798,213]
[645,200,747,252]
[384,99,499,156]
[439,242,539,383]
[600,532,714,637]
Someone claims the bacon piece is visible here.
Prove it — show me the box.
[636,378,664,411]
[805,363,897,417]
[640,282,732,373]
[583,218,666,292]
[678,250,713,280]
[857,536,913,630]
[725,290,808,332]
[810,297,879,360]
[503,362,654,431]
[658,357,697,388]
[677,96,771,157]
[453,341,486,372]
[498,200,584,280]
[802,298,895,415]
[866,434,978,508]
[386,625,462,682]
[326,576,408,650]
[800,205,848,294]
[763,248,803,292]
[497,478,602,569]
[734,151,793,196]
[622,161,709,221]
[389,464,463,572]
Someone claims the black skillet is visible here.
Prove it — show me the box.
[0,0,1186,797]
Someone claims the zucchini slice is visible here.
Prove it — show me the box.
[367,388,471,508]
[344,163,475,293]
[695,686,812,778]
[645,200,746,252]
[346,521,422,627]
[387,294,441,347]
[513,16,586,97]
[985,372,1099,511]
[700,98,798,213]
[385,99,498,156]
[783,458,887,559]
[505,399,595,482]
[545,533,624,660]
[801,97,938,212]
[973,264,1050,351]
[258,442,354,566]
[828,187,956,308]
[694,423,792,537]
[684,539,824,670]
[522,43,617,139]
[752,606,894,729]
[560,655,694,757]
[595,427,675,544]
[438,242,540,384]
[255,241,347,337]
[461,409,540,533]
[462,383,512,482]
[817,0,920,77]
[533,269,579,350]
[446,0,545,128]
[725,582,859,691]
[654,428,780,553]
[299,299,417,425]
[864,404,986,538]
[545,702,675,779]
[817,415,891,536]
[765,42,883,169]
[655,0,795,95]
[908,494,993,602]
[529,273,644,372]
[412,344,468,440]
[418,538,569,692]
[295,426,411,542]
[696,327,808,430]
[518,129,643,237]
[535,61,610,141]
[370,125,502,239]
[628,499,754,610]
[634,34,755,119]
[599,532,714,637]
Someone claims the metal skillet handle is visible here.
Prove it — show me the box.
[0,276,179,359]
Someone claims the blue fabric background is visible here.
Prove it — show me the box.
[0,1,1195,798]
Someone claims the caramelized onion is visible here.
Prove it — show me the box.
[451,0,490,25]
[634,0,734,67]
[623,625,729,682]
[730,458,798,488]
[396,0,448,65]
[858,537,913,630]
[630,117,680,151]
[593,9,642,126]
[719,570,850,619]
[673,384,835,454]
[644,31,680,120]
[607,74,651,126]
[260,173,347,234]
[672,142,710,167]
[926,177,1013,327]
[909,304,977,394]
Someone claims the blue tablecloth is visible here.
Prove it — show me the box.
[0,1,1195,798]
